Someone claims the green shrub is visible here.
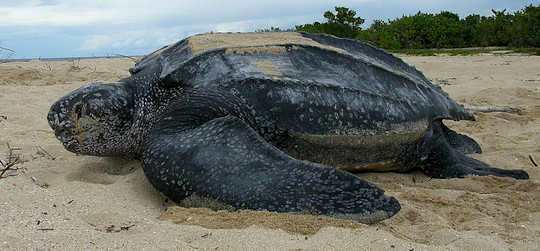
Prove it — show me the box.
[295,4,540,50]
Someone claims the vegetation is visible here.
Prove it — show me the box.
[388,47,540,56]
[295,7,364,38]
[255,27,287,33]
[292,5,540,51]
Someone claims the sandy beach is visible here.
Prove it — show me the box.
[0,54,538,250]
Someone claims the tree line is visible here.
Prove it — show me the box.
[291,5,539,49]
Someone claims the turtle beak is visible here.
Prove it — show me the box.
[48,100,80,152]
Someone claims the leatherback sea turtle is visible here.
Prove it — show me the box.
[47,32,529,223]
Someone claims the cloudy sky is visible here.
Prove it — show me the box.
[1,0,538,59]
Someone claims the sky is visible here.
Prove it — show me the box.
[1,0,538,59]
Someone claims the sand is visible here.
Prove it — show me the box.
[187,32,344,55]
[0,54,538,250]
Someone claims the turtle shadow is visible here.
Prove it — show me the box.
[64,157,163,207]
[65,157,140,185]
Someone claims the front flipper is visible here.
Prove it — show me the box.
[143,115,400,224]
[419,121,529,180]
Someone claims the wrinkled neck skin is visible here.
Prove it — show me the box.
[121,76,183,159]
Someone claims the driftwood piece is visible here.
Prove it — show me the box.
[464,105,522,114]
[112,54,139,62]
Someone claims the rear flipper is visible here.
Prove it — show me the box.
[441,123,482,154]
[417,121,528,180]
[143,115,400,224]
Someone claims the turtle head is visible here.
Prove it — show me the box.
[48,82,136,156]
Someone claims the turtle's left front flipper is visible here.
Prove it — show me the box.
[142,115,400,224]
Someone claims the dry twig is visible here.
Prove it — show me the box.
[69,58,87,72]
[0,46,15,53]
[31,176,49,188]
[530,155,538,167]
[37,228,54,231]
[0,143,22,179]
[0,46,16,63]
[36,146,56,160]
